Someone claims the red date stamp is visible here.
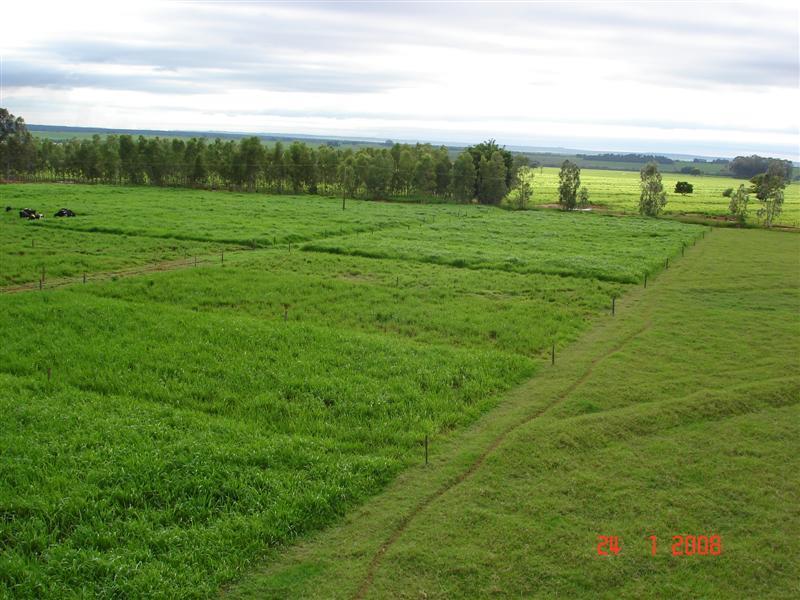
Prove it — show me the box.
[596,535,622,556]
[597,534,722,557]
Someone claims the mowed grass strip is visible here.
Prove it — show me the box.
[228,228,800,599]
[527,167,800,226]
[305,210,702,283]
[80,251,623,358]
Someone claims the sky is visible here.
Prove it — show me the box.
[2,1,799,159]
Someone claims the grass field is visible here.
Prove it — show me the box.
[229,227,800,599]
[0,183,708,597]
[0,184,468,286]
[305,210,701,284]
[526,167,800,226]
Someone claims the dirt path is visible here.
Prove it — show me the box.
[353,317,652,599]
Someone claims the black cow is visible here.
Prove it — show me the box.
[54,208,76,217]
[19,208,43,220]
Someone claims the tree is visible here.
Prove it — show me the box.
[355,149,393,199]
[0,108,35,178]
[639,161,667,216]
[510,154,530,186]
[728,184,749,226]
[316,144,339,195]
[722,187,734,198]
[395,149,416,196]
[451,151,476,202]
[477,152,508,204]
[558,160,581,210]
[578,186,590,207]
[265,142,286,193]
[729,155,792,180]
[236,137,265,191]
[468,139,514,198]
[413,153,437,196]
[284,141,314,193]
[434,147,452,196]
[674,181,693,195]
[503,166,533,210]
[338,154,358,208]
[750,161,788,227]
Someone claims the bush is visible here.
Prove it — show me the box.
[722,187,734,198]
[674,181,693,195]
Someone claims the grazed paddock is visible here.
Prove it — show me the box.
[0,183,707,597]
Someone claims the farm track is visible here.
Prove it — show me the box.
[353,315,654,599]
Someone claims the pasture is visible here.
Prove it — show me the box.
[0,184,464,286]
[0,183,702,597]
[526,167,800,226]
[230,228,800,599]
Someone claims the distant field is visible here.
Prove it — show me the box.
[0,184,705,597]
[526,167,800,226]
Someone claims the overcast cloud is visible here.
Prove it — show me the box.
[2,0,798,158]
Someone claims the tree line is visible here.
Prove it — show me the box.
[577,152,675,165]
[1,109,531,205]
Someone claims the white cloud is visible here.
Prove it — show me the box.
[2,0,798,158]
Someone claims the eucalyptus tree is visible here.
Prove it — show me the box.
[452,151,476,202]
[558,160,581,210]
[639,161,667,216]
[478,152,508,204]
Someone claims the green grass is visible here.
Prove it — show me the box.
[228,228,800,599]
[83,251,622,358]
[0,288,533,598]
[1,182,791,598]
[0,184,468,286]
[0,223,228,286]
[305,209,702,283]
[526,167,800,226]
[1,183,699,598]
[1,184,462,246]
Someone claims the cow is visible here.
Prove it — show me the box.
[19,208,43,220]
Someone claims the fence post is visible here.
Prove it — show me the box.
[612,296,615,316]
[425,435,428,465]
[644,273,647,288]
[551,343,555,365]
